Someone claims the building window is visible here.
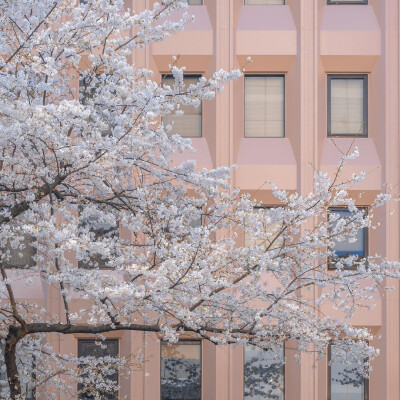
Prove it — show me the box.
[162,76,202,138]
[245,75,285,138]
[161,341,201,400]
[189,209,203,229]
[244,207,285,248]
[2,225,36,268]
[79,73,117,137]
[78,212,119,269]
[244,0,285,4]
[244,344,285,399]
[327,75,368,137]
[187,0,203,4]
[328,344,368,400]
[328,208,368,270]
[327,0,367,4]
[78,339,119,399]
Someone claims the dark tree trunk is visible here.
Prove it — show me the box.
[5,327,22,400]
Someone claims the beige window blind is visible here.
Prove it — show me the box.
[244,207,285,248]
[162,76,202,138]
[245,76,285,138]
[244,0,285,4]
[329,77,366,136]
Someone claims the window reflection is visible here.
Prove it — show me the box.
[329,344,367,400]
[78,339,119,399]
[161,341,201,400]
[244,344,284,400]
[328,208,368,269]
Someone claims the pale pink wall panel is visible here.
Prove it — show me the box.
[320,5,381,72]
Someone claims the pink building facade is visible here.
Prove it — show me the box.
[18,0,400,399]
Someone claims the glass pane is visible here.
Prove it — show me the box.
[330,78,365,136]
[79,74,113,136]
[78,340,118,400]
[187,0,203,4]
[189,210,202,229]
[162,76,202,138]
[244,0,285,4]
[244,345,284,400]
[330,345,365,400]
[161,341,201,400]
[3,225,36,268]
[78,212,119,268]
[330,209,365,260]
[245,76,284,137]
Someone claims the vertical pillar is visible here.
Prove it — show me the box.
[215,345,230,400]
[382,0,400,398]
[213,1,235,397]
[299,0,318,399]
[215,0,234,170]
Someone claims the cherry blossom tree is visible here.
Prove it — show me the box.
[0,0,398,398]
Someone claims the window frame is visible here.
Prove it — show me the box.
[327,0,367,4]
[161,74,203,138]
[160,340,202,400]
[327,343,369,400]
[244,74,286,138]
[327,207,369,270]
[243,343,285,400]
[327,74,368,137]
[77,338,119,400]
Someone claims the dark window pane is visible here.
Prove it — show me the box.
[78,212,119,269]
[2,225,36,268]
[244,345,284,400]
[78,339,119,399]
[329,345,366,400]
[79,74,113,137]
[161,341,201,400]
